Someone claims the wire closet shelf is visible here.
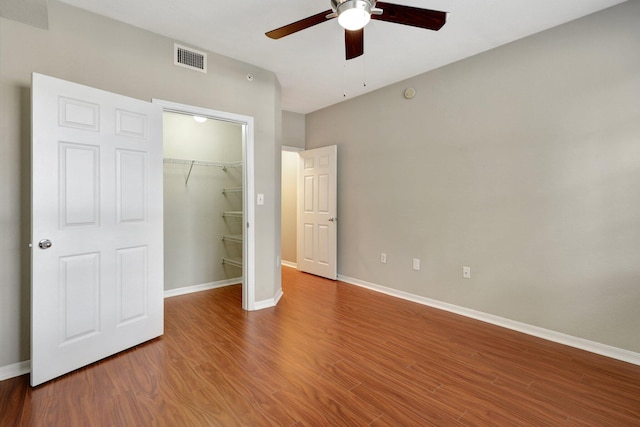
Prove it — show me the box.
[163,157,242,184]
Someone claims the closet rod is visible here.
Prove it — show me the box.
[164,158,242,184]
[163,158,242,168]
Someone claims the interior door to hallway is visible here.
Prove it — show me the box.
[31,73,164,386]
[297,145,337,280]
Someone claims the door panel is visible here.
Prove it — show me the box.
[117,150,147,222]
[116,246,148,324]
[297,145,337,280]
[31,73,164,386]
[303,223,314,261]
[59,253,100,343]
[318,224,329,264]
[59,143,100,227]
[318,174,329,213]
[304,175,314,212]
[59,97,100,130]
[116,109,148,138]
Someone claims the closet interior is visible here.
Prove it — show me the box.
[163,111,243,292]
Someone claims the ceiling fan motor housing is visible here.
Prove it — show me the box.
[331,0,375,15]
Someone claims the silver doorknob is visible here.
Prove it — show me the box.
[38,239,52,249]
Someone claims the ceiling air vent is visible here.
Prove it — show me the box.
[174,44,207,73]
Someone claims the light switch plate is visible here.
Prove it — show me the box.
[257,193,264,205]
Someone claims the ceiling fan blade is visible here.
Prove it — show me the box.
[372,2,446,31]
[266,9,334,39]
[345,28,364,60]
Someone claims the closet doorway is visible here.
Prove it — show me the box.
[154,99,255,310]
[281,147,302,268]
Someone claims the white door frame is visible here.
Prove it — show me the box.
[152,99,256,311]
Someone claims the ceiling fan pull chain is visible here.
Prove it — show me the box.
[343,63,347,97]
[363,55,367,87]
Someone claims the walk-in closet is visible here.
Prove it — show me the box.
[163,111,243,293]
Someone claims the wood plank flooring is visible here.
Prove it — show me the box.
[2,267,640,426]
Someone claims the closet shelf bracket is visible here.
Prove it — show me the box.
[185,160,195,184]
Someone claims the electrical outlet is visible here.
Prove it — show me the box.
[381,253,387,264]
[413,258,420,271]
[463,266,471,279]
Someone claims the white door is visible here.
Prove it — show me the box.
[297,145,337,280]
[31,73,164,386]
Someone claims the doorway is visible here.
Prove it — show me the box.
[154,99,256,310]
[281,145,338,280]
[281,148,302,268]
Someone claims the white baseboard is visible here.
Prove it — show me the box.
[337,274,640,366]
[0,360,30,381]
[165,278,285,311]
[281,260,297,269]
[164,277,242,298]
[274,288,284,305]
[9,274,634,383]
[254,288,284,310]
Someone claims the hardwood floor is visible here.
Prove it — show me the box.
[2,267,640,426]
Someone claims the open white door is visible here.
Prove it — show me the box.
[31,73,164,386]
[297,145,337,280]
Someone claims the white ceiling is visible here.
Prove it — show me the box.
[57,0,626,114]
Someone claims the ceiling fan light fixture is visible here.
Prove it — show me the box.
[336,0,372,31]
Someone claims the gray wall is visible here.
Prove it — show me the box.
[0,1,282,369]
[306,2,640,353]
[282,111,306,149]
[281,111,306,265]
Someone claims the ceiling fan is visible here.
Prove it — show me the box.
[265,0,447,60]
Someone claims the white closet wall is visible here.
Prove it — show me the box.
[163,112,243,291]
